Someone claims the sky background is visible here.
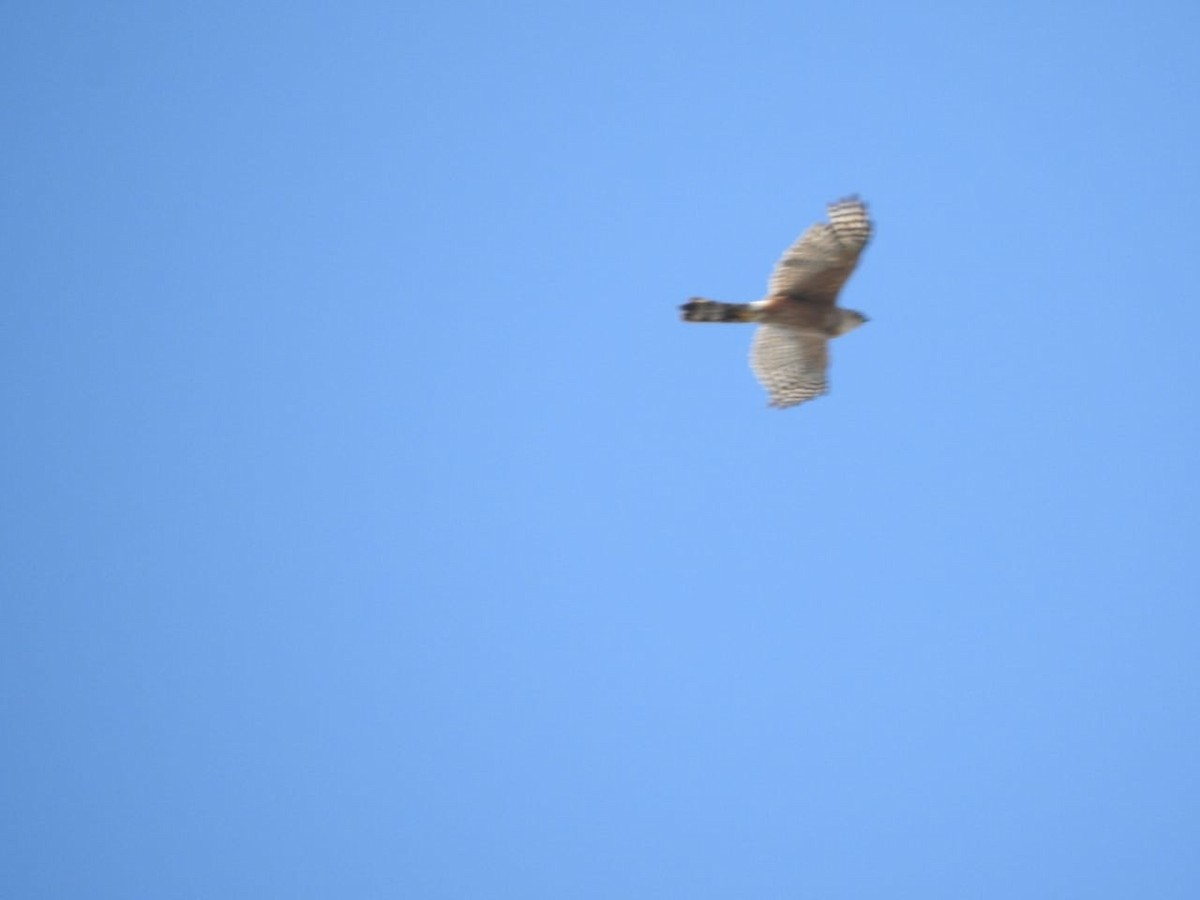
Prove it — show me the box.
[3,2,1199,897]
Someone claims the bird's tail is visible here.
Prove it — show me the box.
[679,298,763,323]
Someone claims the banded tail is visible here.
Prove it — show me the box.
[680,297,763,323]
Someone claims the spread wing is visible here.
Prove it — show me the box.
[767,196,873,304]
[750,325,829,408]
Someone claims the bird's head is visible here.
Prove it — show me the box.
[834,309,869,335]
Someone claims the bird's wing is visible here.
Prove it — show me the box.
[767,196,873,303]
[750,325,830,408]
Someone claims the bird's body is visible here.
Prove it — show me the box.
[681,196,873,408]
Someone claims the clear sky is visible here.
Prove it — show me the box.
[4,2,1199,897]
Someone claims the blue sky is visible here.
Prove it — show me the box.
[4,1,1199,897]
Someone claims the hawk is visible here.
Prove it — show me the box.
[681,196,873,408]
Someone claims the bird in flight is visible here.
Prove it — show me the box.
[681,196,873,408]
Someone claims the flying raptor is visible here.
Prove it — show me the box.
[681,196,873,408]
